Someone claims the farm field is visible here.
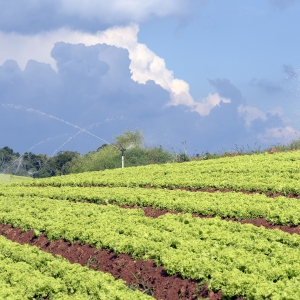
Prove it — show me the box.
[0,174,31,184]
[15,150,300,195]
[2,151,300,299]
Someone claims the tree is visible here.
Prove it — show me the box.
[52,151,80,175]
[114,129,144,149]
[0,146,21,173]
[33,151,80,177]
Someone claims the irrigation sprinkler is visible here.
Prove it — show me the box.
[117,142,126,168]
[119,147,126,168]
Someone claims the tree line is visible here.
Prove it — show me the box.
[0,130,176,178]
[5,128,296,179]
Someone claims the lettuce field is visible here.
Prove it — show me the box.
[1,151,300,299]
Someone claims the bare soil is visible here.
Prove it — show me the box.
[0,224,225,300]
[0,203,297,300]
[37,184,300,199]
[163,186,300,199]
[124,205,300,236]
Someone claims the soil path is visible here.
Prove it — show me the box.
[0,224,227,300]
[125,205,300,236]
[0,203,296,299]
[34,184,300,199]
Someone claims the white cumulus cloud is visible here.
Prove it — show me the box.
[238,105,267,126]
[191,93,231,116]
[257,126,299,144]
[0,23,228,116]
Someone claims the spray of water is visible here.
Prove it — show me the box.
[50,118,116,157]
[0,107,123,176]
[0,103,145,175]
[1,133,69,175]
[33,118,119,176]
[1,103,119,150]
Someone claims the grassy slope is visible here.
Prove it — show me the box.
[0,174,31,184]
[4,150,300,298]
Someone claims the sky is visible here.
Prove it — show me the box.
[0,0,300,156]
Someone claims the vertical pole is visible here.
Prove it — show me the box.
[120,148,126,168]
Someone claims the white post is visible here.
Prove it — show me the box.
[120,147,126,168]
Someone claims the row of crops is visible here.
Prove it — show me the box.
[1,150,300,299]
[14,151,300,194]
[0,235,151,299]
[1,185,300,225]
[1,194,300,298]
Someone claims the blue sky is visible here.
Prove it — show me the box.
[0,0,300,156]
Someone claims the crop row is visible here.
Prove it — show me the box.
[1,195,300,298]
[14,151,300,194]
[1,185,300,225]
[0,235,152,300]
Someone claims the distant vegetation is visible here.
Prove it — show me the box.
[0,145,80,178]
[0,174,31,183]
[1,130,300,178]
[66,130,173,174]
[0,130,173,178]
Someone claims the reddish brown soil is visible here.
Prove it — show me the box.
[0,224,226,300]
[163,187,300,199]
[37,183,300,199]
[124,185,300,199]
[121,205,300,236]
[238,218,300,235]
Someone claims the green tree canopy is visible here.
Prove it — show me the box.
[114,129,144,149]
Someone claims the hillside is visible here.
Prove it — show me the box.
[1,150,300,299]
[0,174,31,184]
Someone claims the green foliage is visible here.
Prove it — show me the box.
[67,145,120,173]
[2,194,300,298]
[121,147,173,167]
[5,148,300,298]
[114,129,144,148]
[0,174,31,184]
[4,184,300,226]
[67,145,173,174]
[23,150,300,195]
[175,152,190,162]
[0,146,21,173]
[0,235,152,299]
[37,151,80,177]
[272,136,300,152]
[0,147,80,178]
[4,138,300,299]
[2,131,300,178]
[0,130,173,177]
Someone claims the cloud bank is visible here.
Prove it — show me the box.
[0,1,298,155]
[0,0,194,34]
[0,24,229,116]
[0,42,296,156]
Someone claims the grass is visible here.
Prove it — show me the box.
[189,136,300,162]
[0,174,31,184]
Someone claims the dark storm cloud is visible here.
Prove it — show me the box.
[0,43,291,156]
[0,0,194,34]
[0,0,64,33]
[205,78,287,151]
[207,78,245,106]
[0,42,173,153]
[203,79,252,150]
[250,113,283,134]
